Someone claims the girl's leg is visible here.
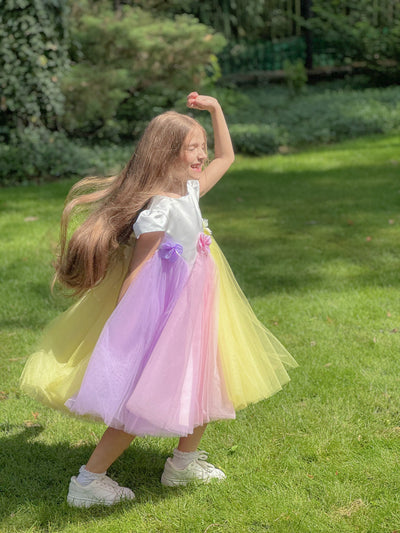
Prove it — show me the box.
[86,427,136,473]
[161,423,225,486]
[68,428,136,507]
[177,424,207,452]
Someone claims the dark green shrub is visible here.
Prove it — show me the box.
[302,1,400,83]
[280,87,400,145]
[0,0,70,134]
[230,123,285,155]
[225,85,400,151]
[0,127,93,185]
[283,59,308,94]
[60,3,225,139]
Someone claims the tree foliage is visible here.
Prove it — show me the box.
[0,0,70,135]
[133,0,400,80]
[132,0,286,41]
[301,0,400,79]
[60,1,225,138]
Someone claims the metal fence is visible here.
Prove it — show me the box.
[194,0,400,42]
[197,1,400,75]
[218,37,341,75]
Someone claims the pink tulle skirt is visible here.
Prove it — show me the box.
[65,250,235,436]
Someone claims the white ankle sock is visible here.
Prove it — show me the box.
[76,465,107,486]
[170,449,198,470]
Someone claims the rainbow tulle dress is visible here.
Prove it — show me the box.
[20,180,297,437]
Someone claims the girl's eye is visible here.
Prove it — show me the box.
[186,144,206,152]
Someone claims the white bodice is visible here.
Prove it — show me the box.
[133,180,203,264]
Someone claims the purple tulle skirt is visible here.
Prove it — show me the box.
[66,248,235,436]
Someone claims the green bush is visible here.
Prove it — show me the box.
[0,127,93,185]
[230,123,285,155]
[283,59,308,94]
[302,0,400,83]
[61,3,225,139]
[0,0,70,133]
[281,87,400,145]
[224,84,400,151]
[0,126,138,186]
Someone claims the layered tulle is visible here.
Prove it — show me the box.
[66,242,235,436]
[20,251,130,411]
[210,240,298,409]
[21,234,297,437]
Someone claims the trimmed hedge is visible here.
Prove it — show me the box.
[0,127,133,186]
[230,123,285,155]
[0,128,92,185]
[224,84,400,155]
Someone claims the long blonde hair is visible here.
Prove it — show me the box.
[55,111,206,295]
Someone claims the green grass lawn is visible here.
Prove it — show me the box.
[1,133,400,532]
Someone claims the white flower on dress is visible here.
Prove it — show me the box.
[202,219,212,236]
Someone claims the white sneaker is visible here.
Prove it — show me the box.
[161,450,226,487]
[67,474,135,507]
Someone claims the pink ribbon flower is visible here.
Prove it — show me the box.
[197,233,212,255]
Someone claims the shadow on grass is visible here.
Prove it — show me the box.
[0,426,181,530]
[0,274,68,331]
[204,162,400,297]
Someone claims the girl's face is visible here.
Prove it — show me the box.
[177,127,207,180]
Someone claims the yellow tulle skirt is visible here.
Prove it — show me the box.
[211,240,297,409]
[20,253,130,412]
[21,239,297,417]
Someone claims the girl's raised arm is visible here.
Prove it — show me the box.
[187,92,234,196]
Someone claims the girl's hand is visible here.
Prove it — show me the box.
[187,92,220,113]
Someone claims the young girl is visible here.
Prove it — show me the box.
[21,92,297,507]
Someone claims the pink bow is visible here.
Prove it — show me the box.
[197,233,212,255]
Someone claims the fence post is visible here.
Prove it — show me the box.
[301,0,313,69]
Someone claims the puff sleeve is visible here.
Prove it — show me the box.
[133,199,170,238]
